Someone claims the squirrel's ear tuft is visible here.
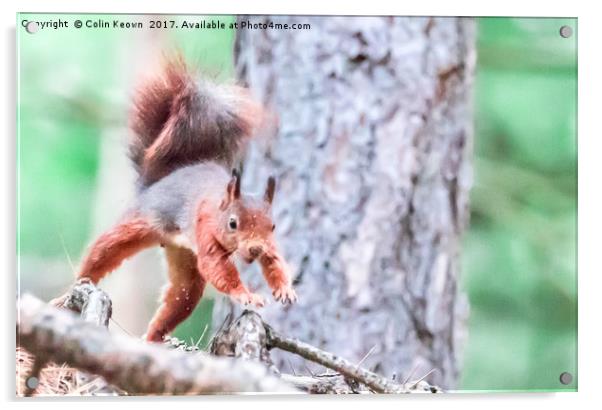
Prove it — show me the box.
[264,176,276,205]
[233,170,242,199]
[221,171,241,210]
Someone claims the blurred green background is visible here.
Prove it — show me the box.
[17,15,577,391]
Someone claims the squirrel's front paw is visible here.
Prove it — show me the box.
[273,285,298,305]
[232,292,265,308]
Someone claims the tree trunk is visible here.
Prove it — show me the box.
[215,16,475,389]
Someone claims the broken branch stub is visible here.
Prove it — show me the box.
[63,278,113,327]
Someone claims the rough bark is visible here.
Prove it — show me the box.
[210,311,279,375]
[17,294,296,395]
[60,278,113,327]
[217,16,475,389]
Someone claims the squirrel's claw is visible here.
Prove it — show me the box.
[273,286,298,305]
[232,292,265,308]
[249,293,265,307]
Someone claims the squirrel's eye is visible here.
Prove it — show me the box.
[228,217,238,230]
[272,224,276,232]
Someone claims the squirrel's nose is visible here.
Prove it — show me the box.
[248,246,263,258]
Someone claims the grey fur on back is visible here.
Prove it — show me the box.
[136,162,230,236]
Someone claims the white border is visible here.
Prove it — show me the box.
[3,1,601,409]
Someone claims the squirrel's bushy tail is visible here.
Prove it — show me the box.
[129,55,263,186]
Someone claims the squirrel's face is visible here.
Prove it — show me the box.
[217,173,277,262]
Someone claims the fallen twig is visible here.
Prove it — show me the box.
[265,323,408,393]
[17,294,297,395]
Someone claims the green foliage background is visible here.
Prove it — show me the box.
[17,15,577,391]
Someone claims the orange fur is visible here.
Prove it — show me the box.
[259,247,289,289]
[64,56,295,344]
[146,245,205,342]
[195,205,265,307]
[72,185,294,342]
[129,56,264,186]
[194,201,295,306]
[259,246,297,304]
[78,217,160,283]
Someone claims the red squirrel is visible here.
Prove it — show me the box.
[74,57,297,342]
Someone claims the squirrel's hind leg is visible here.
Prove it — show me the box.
[145,245,205,342]
[78,216,161,284]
